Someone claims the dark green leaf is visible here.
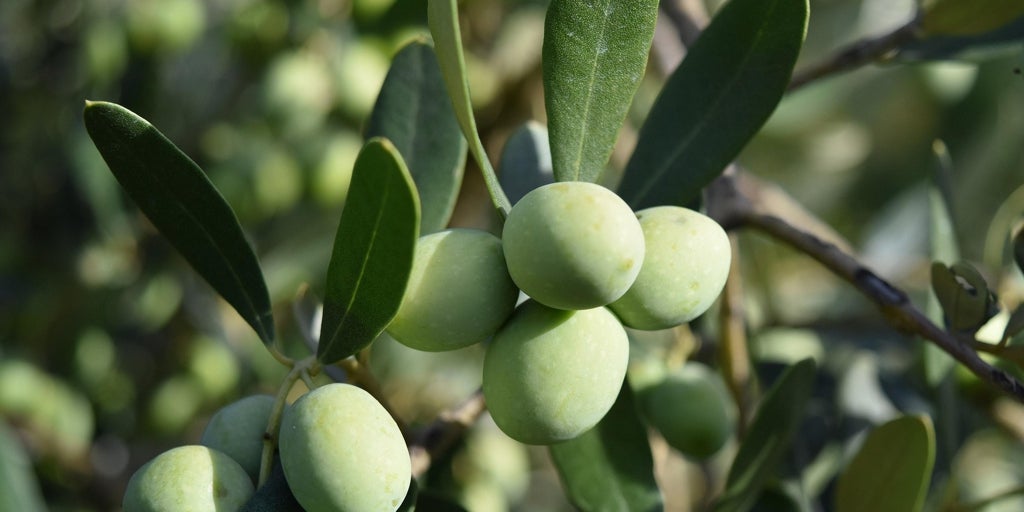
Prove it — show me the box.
[427,0,512,217]
[714,358,816,512]
[543,0,658,183]
[835,416,935,512]
[617,0,808,209]
[318,138,420,364]
[0,423,46,512]
[549,382,663,512]
[499,121,554,204]
[366,39,467,233]
[930,261,997,333]
[83,101,275,344]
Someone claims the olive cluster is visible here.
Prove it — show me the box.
[124,385,410,512]
[390,181,731,446]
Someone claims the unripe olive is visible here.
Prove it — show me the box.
[387,229,519,351]
[501,182,645,310]
[482,300,629,444]
[639,363,732,460]
[279,383,410,512]
[200,394,275,482]
[122,445,254,512]
[610,206,730,330]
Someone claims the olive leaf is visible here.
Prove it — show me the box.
[499,121,554,204]
[83,101,275,345]
[542,0,658,183]
[835,416,936,512]
[366,39,466,234]
[427,0,512,217]
[930,261,998,333]
[317,138,420,364]
[617,0,808,209]
[714,358,816,512]
[549,382,663,512]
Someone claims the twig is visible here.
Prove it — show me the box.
[707,171,1024,403]
[788,19,921,92]
[408,389,487,478]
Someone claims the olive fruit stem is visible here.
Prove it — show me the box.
[258,355,320,487]
[267,344,295,367]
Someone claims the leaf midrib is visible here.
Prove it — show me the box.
[564,0,616,181]
[321,173,393,356]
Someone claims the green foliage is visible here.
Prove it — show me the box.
[835,416,935,512]
[83,101,275,345]
[616,0,808,209]
[549,382,663,512]
[366,40,467,234]
[318,138,420,364]
[714,359,817,512]
[542,0,658,183]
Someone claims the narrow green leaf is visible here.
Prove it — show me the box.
[714,358,816,512]
[499,121,554,204]
[931,261,997,333]
[543,0,658,183]
[0,423,46,512]
[83,101,275,344]
[617,0,808,209]
[835,416,936,512]
[549,382,663,512]
[427,0,512,217]
[318,138,420,364]
[366,39,467,234]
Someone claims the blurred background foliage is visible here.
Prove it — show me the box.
[2,0,1024,510]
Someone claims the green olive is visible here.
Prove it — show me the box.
[200,394,275,483]
[639,363,733,460]
[387,229,519,351]
[610,206,730,330]
[483,300,629,444]
[279,383,410,512]
[502,182,645,310]
[122,445,254,512]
